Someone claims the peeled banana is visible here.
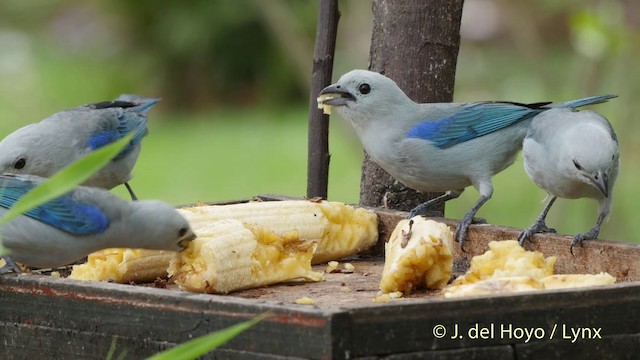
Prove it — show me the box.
[168,219,323,294]
[177,199,379,264]
[379,217,454,295]
[69,249,176,283]
[444,240,617,298]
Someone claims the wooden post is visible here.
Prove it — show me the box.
[307,0,340,199]
[360,0,464,211]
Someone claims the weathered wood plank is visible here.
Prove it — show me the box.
[0,275,347,359]
[381,345,514,360]
[347,282,640,357]
[515,333,640,360]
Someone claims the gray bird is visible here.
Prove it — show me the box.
[0,95,158,200]
[319,69,615,248]
[518,107,619,251]
[0,173,196,271]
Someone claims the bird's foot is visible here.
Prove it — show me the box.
[454,213,477,252]
[471,217,487,224]
[518,221,556,246]
[0,257,23,275]
[407,203,443,219]
[570,229,599,255]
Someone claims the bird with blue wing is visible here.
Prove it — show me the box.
[518,107,619,252]
[319,69,615,248]
[0,173,195,272]
[0,94,158,200]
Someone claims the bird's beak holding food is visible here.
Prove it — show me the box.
[589,170,609,198]
[178,230,197,251]
[318,84,356,107]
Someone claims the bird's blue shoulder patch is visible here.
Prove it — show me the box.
[406,117,456,142]
[87,130,121,150]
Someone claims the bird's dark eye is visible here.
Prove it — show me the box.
[14,158,26,170]
[572,159,582,170]
[358,83,371,95]
[178,227,188,237]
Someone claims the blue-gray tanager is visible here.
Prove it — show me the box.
[0,173,195,270]
[518,108,619,251]
[319,69,615,248]
[0,95,158,200]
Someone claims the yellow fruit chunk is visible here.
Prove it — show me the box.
[316,94,336,114]
[444,276,543,298]
[452,240,555,286]
[379,217,454,295]
[541,273,616,289]
[444,240,616,298]
[177,200,378,264]
[294,297,317,305]
[69,249,176,283]
[168,219,323,294]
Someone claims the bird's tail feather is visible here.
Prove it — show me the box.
[115,94,160,114]
[559,94,617,109]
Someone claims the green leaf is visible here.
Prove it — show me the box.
[0,133,133,257]
[146,313,271,360]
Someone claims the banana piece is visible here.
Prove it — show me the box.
[379,217,454,295]
[444,240,616,298]
[69,249,176,283]
[168,219,323,294]
[177,200,378,264]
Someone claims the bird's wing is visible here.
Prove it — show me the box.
[407,101,551,148]
[85,97,158,159]
[0,176,109,235]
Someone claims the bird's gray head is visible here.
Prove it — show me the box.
[563,118,619,198]
[127,200,196,251]
[0,124,58,176]
[319,70,415,128]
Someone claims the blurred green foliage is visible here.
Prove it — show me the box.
[0,0,638,244]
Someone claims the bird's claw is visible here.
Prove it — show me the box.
[569,229,599,255]
[0,257,23,275]
[518,221,556,246]
[454,215,475,252]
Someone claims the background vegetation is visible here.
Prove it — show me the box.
[0,0,637,243]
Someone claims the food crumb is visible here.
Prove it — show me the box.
[325,261,339,273]
[294,297,316,305]
[341,263,355,273]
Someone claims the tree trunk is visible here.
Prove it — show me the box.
[360,0,464,212]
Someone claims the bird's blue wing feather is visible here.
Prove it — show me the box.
[407,95,617,149]
[407,102,547,148]
[0,176,109,235]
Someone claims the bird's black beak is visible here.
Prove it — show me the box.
[589,170,608,198]
[318,84,355,106]
[178,230,197,251]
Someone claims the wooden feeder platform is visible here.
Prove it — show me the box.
[1,197,639,359]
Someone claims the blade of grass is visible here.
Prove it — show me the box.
[0,133,133,256]
[146,313,271,360]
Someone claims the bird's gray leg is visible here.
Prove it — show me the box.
[455,195,490,250]
[518,196,558,245]
[407,190,463,219]
[124,182,138,201]
[570,211,605,254]
[0,257,23,275]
